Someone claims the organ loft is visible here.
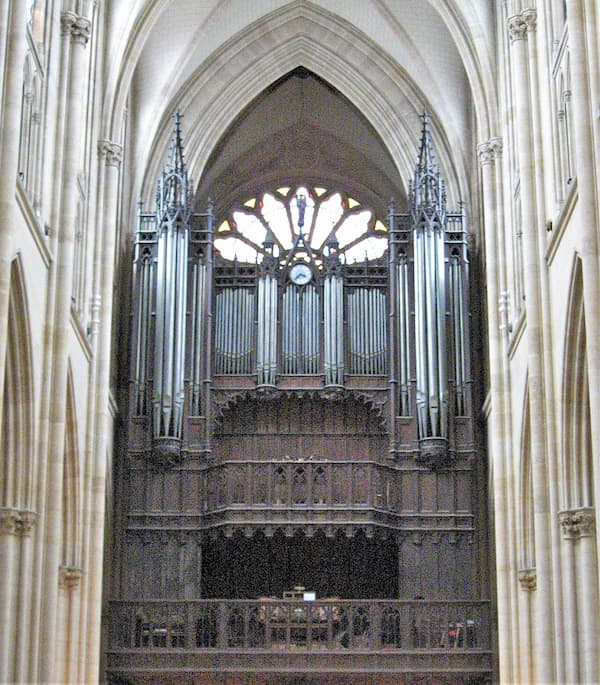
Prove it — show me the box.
[107,109,491,684]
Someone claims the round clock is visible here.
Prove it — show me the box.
[289,262,312,285]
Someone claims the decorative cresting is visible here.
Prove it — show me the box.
[131,113,214,468]
[389,113,468,467]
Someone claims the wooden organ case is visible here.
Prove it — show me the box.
[107,113,492,683]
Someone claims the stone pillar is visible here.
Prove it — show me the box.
[566,0,600,579]
[477,140,515,681]
[560,508,599,684]
[517,568,536,684]
[508,10,555,682]
[38,9,91,682]
[14,511,37,683]
[83,138,122,684]
[0,509,20,683]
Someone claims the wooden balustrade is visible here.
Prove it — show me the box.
[109,599,490,652]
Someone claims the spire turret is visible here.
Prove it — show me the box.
[156,111,193,221]
[409,110,446,217]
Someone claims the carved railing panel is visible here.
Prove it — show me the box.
[109,599,491,652]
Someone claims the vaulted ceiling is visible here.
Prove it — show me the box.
[101,0,497,223]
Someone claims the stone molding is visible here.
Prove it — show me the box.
[61,11,91,45]
[98,140,123,167]
[559,507,596,539]
[59,565,83,590]
[518,567,537,591]
[0,508,37,536]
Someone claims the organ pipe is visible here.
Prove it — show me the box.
[450,253,466,415]
[324,273,344,385]
[152,114,193,467]
[190,257,206,415]
[396,257,410,414]
[410,111,449,448]
[257,271,277,386]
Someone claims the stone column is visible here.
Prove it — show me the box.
[477,140,515,681]
[566,0,600,578]
[0,0,28,443]
[0,509,20,683]
[508,11,555,682]
[14,511,37,683]
[38,9,91,682]
[524,9,566,680]
[83,138,122,684]
[517,568,536,684]
[560,508,599,684]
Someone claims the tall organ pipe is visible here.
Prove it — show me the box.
[153,216,188,439]
[256,273,277,384]
[414,220,447,438]
[324,274,344,385]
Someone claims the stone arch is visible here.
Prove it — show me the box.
[104,1,498,221]
[1,256,35,510]
[561,256,593,509]
[140,8,465,208]
[61,366,81,568]
[518,383,535,569]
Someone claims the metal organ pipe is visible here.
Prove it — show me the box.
[450,254,466,415]
[414,219,447,438]
[190,259,206,415]
[324,274,343,385]
[153,216,188,439]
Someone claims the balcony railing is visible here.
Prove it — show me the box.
[109,599,491,652]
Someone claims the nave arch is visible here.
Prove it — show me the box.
[561,256,593,510]
[1,255,35,511]
[100,0,497,225]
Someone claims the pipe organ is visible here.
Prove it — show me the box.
[111,109,488,684]
[130,112,469,470]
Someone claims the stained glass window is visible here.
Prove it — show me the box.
[214,185,387,265]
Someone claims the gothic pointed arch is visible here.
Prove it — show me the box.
[1,255,35,510]
[518,382,535,570]
[61,366,81,568]
[561,256,593,509]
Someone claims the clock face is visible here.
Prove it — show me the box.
[289,262,312,285]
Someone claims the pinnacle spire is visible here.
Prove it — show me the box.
[409,110,446,216]
[157,110,192,220]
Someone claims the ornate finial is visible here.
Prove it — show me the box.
[157,111,192,221]
[409,110,446,216]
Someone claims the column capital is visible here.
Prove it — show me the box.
[17,510,37,536]
[0,508,21,536]
[489,136,503,156]
[518,567,537,591]
[522,8,537,33]
[61,11,91,45]
[477,141,495,167]
[559,507,596,539]
[98,140,123,167]
[59,565,83,590]
[507,14,528,42]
